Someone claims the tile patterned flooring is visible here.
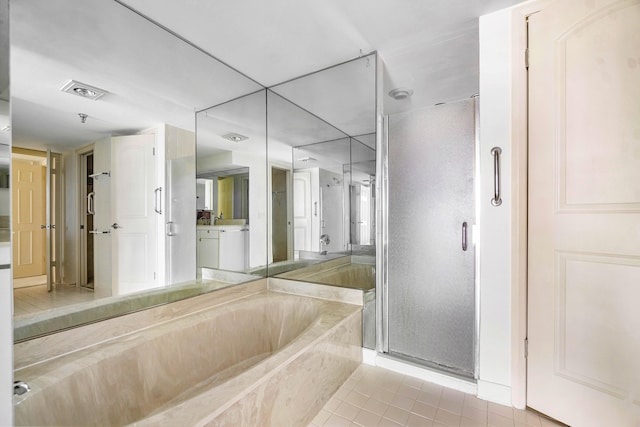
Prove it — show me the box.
[309,364,564,427]
[13,283,96,317]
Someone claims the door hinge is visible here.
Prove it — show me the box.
[525,48,529,69]
[524,337,529,358]
[154,272,156,280]
[152,147,156,156]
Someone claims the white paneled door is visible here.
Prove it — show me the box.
[293,172,312,252]
[111,134,158,295]
[527,0,640,425]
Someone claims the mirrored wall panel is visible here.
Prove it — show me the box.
[266,53,377,285]
[11,0,263,341]
[195,90,268,281]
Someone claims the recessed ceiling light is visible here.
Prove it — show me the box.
[60,80,108,101]
[221,133,249,142]
[388,88,413,101]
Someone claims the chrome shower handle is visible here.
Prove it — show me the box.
[462,222,468,251]
[491,147,502,206]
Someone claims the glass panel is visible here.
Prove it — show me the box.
[10,0,263,341]
[387,99,476,377]
[196,90,267,280]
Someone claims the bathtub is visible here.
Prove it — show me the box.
[276,255,375,290]
[13,281,362,426]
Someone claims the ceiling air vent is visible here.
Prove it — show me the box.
[60,80,108,101]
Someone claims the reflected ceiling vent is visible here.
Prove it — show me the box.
[297,157,317,163]
[388,88,413,100]
[221,132,249,143]
[60,80,108,101]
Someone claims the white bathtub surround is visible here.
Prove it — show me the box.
[13,279,362,426]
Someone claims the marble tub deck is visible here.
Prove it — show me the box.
[14,279,362,426]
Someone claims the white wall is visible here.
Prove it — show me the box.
[477,7,515,406]
[0,244,13,426]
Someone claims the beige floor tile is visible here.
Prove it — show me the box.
[377,417,403,427]
[463,394,489,412]
[460,416,488,427]
[323,414,353,427]
[434,409,461,427]
[326,397,343,412]
[488,411,515,427]
[363,396,389,417]
[313,410,333,426]
[410,401,438,420]
[513,409,541,427]
[383,405,411,425]
[335,401,361,421]
[488,403,514,420]
[391,393,416,411]
[407,413,434,427]
[372,388,397,405]
[416,389,442,407]
[353,409,382,427]
[402,375,424,390]
[462,404,488,423]
[397,384,421,399]
[345,390,370,409]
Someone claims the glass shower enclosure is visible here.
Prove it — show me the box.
[383,98,477,379]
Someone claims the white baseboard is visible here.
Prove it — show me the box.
[361,350,477,395]
[477,380,512,406]
[362,348,376,365]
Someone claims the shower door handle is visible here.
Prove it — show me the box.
[461,222,468,251]
[154,187,162,214]
[491,147,502,206]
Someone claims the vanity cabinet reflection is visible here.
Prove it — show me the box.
[196,225,248,271]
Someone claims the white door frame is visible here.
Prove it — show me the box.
[506,0,552,409]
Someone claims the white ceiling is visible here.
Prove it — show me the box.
[119,0,525,112]
[10,0,526,151]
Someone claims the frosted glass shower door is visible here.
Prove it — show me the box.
[387,99,476,378]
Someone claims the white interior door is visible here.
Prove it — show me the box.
[11,158,45,279]
[528,0,640,425]
[111,134,158,295]
[293,171,312,252]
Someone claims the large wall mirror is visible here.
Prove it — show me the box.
[10,0,378,345]
[11,0,264,341]
[266,54,377,276]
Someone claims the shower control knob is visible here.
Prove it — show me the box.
[111,223,121,229]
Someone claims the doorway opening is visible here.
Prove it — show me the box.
[271,167,290,263]
[11,147,64,314]
[78,150,94,289]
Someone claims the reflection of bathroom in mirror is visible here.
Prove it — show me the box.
[9,0,379,345]
[195,90,267,280]
[266,53,377,280]
[10,0,265,341]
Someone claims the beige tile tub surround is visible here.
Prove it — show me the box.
[14,279,362,426]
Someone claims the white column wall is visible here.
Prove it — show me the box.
[478,7,514,405]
